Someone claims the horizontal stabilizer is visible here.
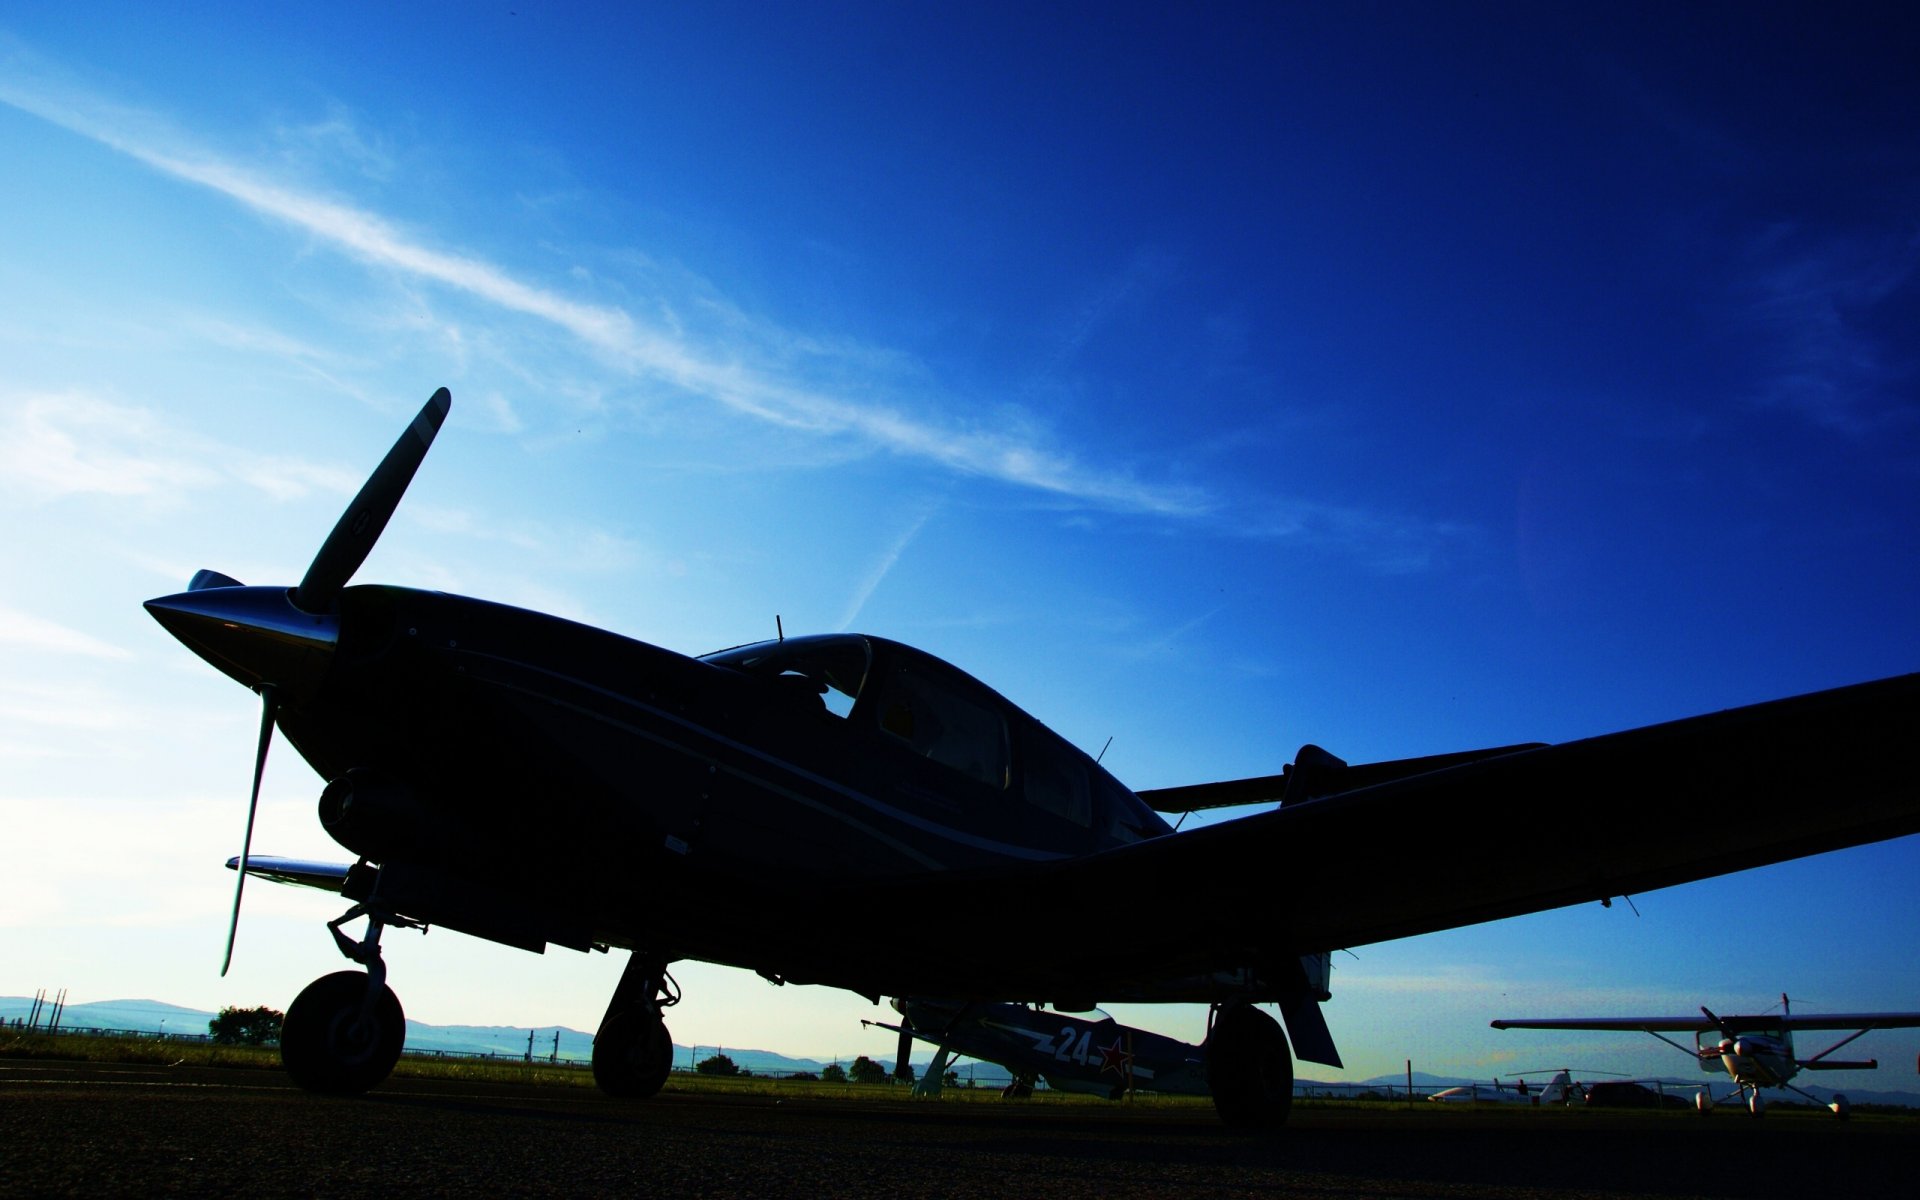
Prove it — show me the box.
[1138,743,1545,812]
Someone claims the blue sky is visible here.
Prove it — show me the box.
[3,3,1918,1087]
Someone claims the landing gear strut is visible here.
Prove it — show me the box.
[281,905,411,1094]
[593,953,678,1099]
[1206,1001,1294,1131]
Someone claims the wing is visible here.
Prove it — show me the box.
[1492,1012,1920,1033]
[223,855,353,892]
[1491,1016,1716,1032]
[1772,1013,1920,1031]
[792,671,1920,1003]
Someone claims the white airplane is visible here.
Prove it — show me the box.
[1427,1070,1576,1106]
[1492,993,1920,1117]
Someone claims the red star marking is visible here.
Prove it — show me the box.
[1098,1033,1133,1080]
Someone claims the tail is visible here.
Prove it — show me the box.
[1540,1070,1576,1105]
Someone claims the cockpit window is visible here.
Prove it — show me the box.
[876,660,1009,788]
[1020,728,1092,828]
[1092,770,1164,844]
[701,636,870,719]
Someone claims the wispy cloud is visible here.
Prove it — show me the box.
[1232,497,1481,575]
[1737,222,1920,435]
[0,56,1208,518]
[0,391,355,506]
[0,607,134,660]
[0,392,220,504]
[838,502,939,631]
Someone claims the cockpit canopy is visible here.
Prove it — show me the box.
[701,634,1168,852]
[701,634,869,718]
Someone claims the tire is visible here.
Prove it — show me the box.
[593,1010,672,1099]
[1206,1002,1294,1132]
[280,970,405,1094]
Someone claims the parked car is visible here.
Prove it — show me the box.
[1583,1081,1692,1110]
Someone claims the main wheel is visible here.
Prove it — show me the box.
[593,1009,673,1098]
[281,970,405,1094]
[1206,1002,1293,1131]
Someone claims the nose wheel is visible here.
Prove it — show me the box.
[281,970,405,1093]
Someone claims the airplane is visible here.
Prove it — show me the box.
[143,387,1920,1131]
[1492,993,1920,1117]
[1426,1070,1577,1106]
[864,997,1211,1100]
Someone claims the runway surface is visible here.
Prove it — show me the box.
[2,1059,1912,1197]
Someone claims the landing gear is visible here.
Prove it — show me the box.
[281,905,411,1094]
[1206,1001,1293,1131]
[593,953,678,1099]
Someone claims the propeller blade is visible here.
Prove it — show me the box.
[221,684,277,976]
[895,1020,915,1081]
[1700,1005,1741,1045]
[293,388,451,614]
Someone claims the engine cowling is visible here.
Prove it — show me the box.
[319,770,426,860]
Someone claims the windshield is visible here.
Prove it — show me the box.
[701,635,871,718]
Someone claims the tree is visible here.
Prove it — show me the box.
[208,1005,284,1046]
[944,1069,960,1088]
[847,1055,887,1085]
[820,1063,847,1083]
[694,1053,740,1076]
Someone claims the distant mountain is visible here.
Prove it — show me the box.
[1,996,212,1034]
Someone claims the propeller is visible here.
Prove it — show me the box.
[1700,1005,1740,1056]
[293,387,451,613]
[208,387,453,973]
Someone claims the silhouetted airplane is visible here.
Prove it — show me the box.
[1426,1070,1576,1106]
[1494,993,1920,1117]
[867,998,1210,1099]
[146,388,1920,1130]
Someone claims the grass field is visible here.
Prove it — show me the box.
[10,1030,1914,1127]
[0,1029,1208,1108]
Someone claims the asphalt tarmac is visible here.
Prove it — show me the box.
[2,1059,1912,1198]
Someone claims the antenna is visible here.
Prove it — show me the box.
[776,615,784,642]
[1095,735,1112,764]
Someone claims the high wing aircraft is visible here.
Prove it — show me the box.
[1492,993,1920,1117]
[1426,1071,1577,1106]
[145,388,1920,1131]
[865,997,1212,1100]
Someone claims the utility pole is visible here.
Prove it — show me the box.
[526,1029,535,1063]
[550,1030,559,1064]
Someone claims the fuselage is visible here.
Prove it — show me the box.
[1701,1030,1797,1089]
[898,998,1210,1097]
